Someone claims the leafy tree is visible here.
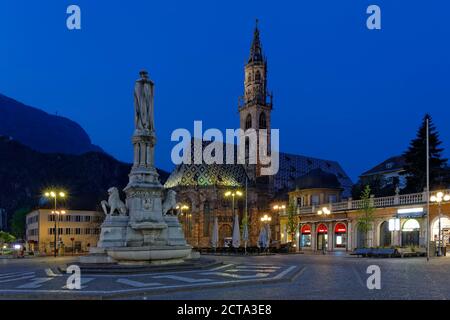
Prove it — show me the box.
[0,231,16,254]
[401,114,448,193]
[286,201,298,244]
[357,185,374,248]
[10,207,30,239]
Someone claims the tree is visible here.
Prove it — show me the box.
[0,231,16,254]
[357,185,374,248]
[286,201,298,246]
[401,114,448,193]
[10,207,30,239]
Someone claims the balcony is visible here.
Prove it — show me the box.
[279,189,450,216]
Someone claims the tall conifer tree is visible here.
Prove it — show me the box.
[401,114,447,192]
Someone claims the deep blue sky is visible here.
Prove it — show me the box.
[1,0,449,181]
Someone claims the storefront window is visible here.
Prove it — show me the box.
[334,223,347,248]
[300,224,311,247]
[402,219,420,247]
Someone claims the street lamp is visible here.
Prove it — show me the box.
[317,207,331,215]
[44,190,66,257]
[176,204,190,236]
[273,204,286,213]
[225,190,243,219]
[261,214,272,223]
[317,207,330,254]
[430,191,450,256]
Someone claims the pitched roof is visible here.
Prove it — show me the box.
[360,155,406,177]
[294,168,342,190]
[274,152,353,197]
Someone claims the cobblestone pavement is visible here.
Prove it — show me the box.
[1,254,450,299]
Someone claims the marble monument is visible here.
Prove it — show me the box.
[81,71,192,265]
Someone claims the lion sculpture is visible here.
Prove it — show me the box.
[101,187,128,216]
[162,190,177,215]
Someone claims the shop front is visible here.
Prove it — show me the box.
[334,222,347,250]
[300,224,312,249]
[401,219,420,247]
[317,223,328,251]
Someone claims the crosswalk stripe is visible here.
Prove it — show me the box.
[16,278,53,289]
[200,272,270,279]
[62,277,95,290]
[226,269,277,273]
[0,271,34,277]
[209,264,233,271]
[153,275,212,283]
[116,278,163,288]
[236,265,281,269]
[0,272,35,280]
[45,268,62,277]
[0,275,35,283]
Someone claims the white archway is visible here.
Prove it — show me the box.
[431,216,450,243]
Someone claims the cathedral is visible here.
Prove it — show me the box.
[164,22,352,248]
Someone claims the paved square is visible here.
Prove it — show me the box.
[1,254,450,299]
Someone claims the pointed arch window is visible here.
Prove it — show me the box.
[259,112,267,129]
[245,114,252,130]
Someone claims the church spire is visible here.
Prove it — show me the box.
[248,19,263,63]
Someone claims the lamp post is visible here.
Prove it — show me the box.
[44,191,66,257]
[430,191,450,257]
[273,204,286,242]
[225,190,243,221]
[261,214,272,251]
[70,237,75,256]
[176,204,189,237]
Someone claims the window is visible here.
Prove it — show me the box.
[85,228,91,235]
[84,216,91,222]
[75,215,81,222]
[311,195,320,206]
[65,228,71,235]
[48,214,55,222]
[259,113,267,129]
[75,228,81,235]
[245,114,252,130]
[65,215,71,222]
[48,228,55,235]
[328,194,337,203]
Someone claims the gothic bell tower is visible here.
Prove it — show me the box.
[239,20,273,179]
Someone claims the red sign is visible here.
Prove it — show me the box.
[317,224,328,233]
[301,225,311,234]
[335,223,347,233]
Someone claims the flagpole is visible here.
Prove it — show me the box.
[426,117,430,262]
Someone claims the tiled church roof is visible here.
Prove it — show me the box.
[275,152,353,197]
[163,141,353,197]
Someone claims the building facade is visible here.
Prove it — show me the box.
[25,209,103,254]
[279,185,450,253]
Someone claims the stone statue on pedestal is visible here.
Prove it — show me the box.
[81,70,192,265]
[134,70,155,132]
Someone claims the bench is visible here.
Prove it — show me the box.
[370,248,397,258]
[397,247,417,258]
[351,248,372,257]
[351,248,397,258]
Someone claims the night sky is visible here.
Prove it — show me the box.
[1,0,449,181]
